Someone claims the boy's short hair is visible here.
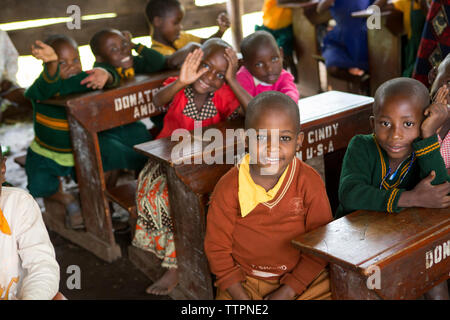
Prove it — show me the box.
[245,91,300,132]
[373,77,430,115]
[240,30,279,60]
[44,34,78,50]
[90,29,120,56]
[145,0,182,23]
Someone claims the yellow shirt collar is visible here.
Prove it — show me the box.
[0,207,11,235]
[238,154,289,217]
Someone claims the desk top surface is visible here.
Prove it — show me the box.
[292,207,450,271]
[135,90,373,164]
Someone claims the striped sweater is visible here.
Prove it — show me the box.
[336,133,449,218]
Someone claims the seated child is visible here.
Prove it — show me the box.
[255,0,297,80]
[0,145,60,299]
[336,77,449,299]
[237,30,299,103]
[373,0,427,77]
[25,35,115,229]
[317,0,374,78]
[204,91,333,300]
[132,38,249,296]
[145,0,230,55]
[429,53,450,171]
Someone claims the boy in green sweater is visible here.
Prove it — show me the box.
[336,77,449,299]
[25,35,115,229]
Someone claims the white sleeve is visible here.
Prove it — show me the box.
[16,194,60,300]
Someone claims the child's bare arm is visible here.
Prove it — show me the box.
[223,47,252,113]
[421,97,449,139]
[397,171,450,208]
[226,282,251,300]
[31,40,58,77]
[80,68,114,90]
[153,49,207,107]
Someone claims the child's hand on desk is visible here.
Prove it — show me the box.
[178,48,207,86]
[263,284,296,300]
[217,12,230,34]
[31,40,58,63]
[398,171,450,208]
[80,68,113,90]
[421,87,449,139]
[224,47,239,83]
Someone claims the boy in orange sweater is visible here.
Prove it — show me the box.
[204,91,333,300]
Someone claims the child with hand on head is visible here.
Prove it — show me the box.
[336,77,449,299]
[237,30,299,103]
[25,35,114,230]
[204,91,333,300]
[0,144,60,300]
[429,53,450,171]
[132,38,249,296]
[145,0,230,55]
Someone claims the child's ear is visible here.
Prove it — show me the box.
[369,115,375,131]
[296,132,304,152]
[428,66,438,86]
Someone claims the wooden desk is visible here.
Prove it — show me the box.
[131,90,373,299]
[352,9,404,95]
[43,71,177,263]
[279,1,331,96]
[292,208,450,299]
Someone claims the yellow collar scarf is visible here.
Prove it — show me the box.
[0,208,11,235]
[238,154,289,218]
[116,67,135,80]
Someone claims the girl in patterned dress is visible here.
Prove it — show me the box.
[132,38,250,295]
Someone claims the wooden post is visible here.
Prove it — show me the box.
[227,0,244,50]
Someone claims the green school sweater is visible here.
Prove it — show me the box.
[93,43,167,87]
[335,133,449,218]
[25,65,94,162]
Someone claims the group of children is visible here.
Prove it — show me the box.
[1,0,449,300]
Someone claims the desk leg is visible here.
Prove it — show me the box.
[165,166,214,300]
[43,116,121,263]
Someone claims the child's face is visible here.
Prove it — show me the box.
[249,106,303,177]
[54,42,82,79]
[192,47,227,95]
[156,6,184,44]
[371,95,424,165]
[97,32,133,69]
[430,61,450,103]
[244,43,283,85]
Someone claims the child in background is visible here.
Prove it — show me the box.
[0,144,60,300]
[336,77,449,299]
[145,0,230,56]
[237,31,299,103]
[255,0,297,81]
[373,0,428,77]
[132,38,249,296]
[25,35,114,229]
[317,0,374,79]
[204,91,333,300]
[429,53,450,170]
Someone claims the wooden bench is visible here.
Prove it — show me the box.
[42,71,177,263]
[292,207,450,299]
[131,90,374,300]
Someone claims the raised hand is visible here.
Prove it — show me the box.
[217,12,230,33]
[31,40,58,63]
[178,48,207,86]
[224,47,239,83]
[421,96,449,138]
[80,68,112,90]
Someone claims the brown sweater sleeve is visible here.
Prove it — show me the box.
[280,167,333,295]
[204,168,246,291]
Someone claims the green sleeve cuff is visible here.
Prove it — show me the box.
[413,134,440,158]
[42,64,60,83]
